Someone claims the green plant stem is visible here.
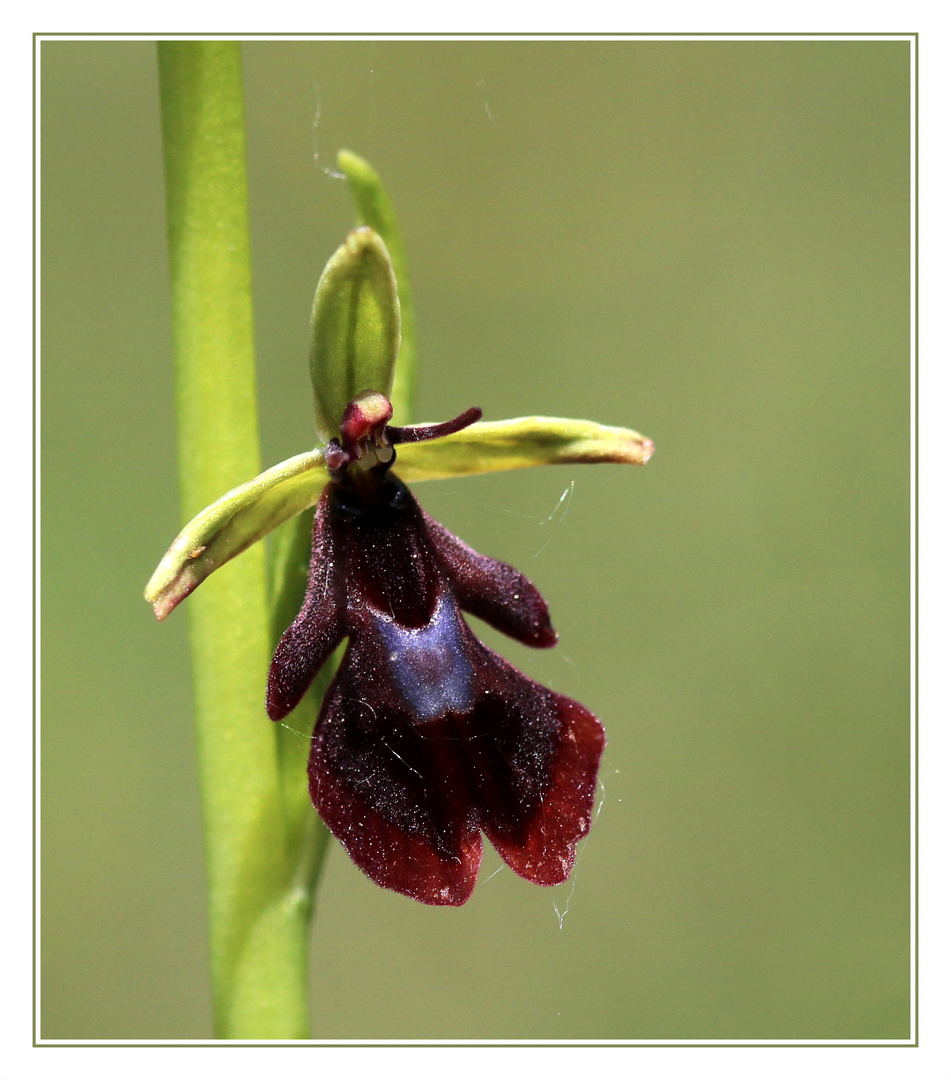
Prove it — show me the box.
[158,41,311,1040]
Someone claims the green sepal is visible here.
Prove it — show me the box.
[393,416,655,483]
[145,448,331,621]
[337,150,416,424]
[309,227,401,441]
[145,416,653,620]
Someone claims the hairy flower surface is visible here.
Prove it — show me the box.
[267,396,605,904]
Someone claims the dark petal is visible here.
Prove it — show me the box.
[309,652,483,906]
[386,406,482,445]
[421,508,557,648]
[482,692,605,886]
[440,638,604,885]
[266,493,346,721]
[308,592,602,902]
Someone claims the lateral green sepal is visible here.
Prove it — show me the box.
[145,448,331,620]
[392,416,655,482]
[309,227,401,441]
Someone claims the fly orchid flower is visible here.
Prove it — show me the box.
[146,221,653,906]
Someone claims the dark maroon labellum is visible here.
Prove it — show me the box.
[267,400,605,905]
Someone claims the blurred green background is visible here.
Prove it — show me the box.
[40,39,911,1041]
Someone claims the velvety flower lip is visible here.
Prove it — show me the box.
[267,400,606,905]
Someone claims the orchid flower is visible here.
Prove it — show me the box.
[146,214,652,907]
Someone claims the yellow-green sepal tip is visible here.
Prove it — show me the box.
[145,448,331,621]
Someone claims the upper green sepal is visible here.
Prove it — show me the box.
[392,416,655,482]
[309,227,401,441]
[145,447,331,621]
[337,150,416,424]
